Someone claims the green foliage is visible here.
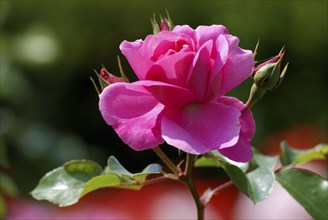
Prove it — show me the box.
[31,143,327,220]
[31,160,102,206]
[195,142,328,220]
[225,150,278,203]
[280,141,328,167]
[194,151,249,172]
[276,142,328,219]
[104,156,162,183]
[195,150,278,203]
[276,169,328,220]
[194,156,219,168]
[31,156,162,207]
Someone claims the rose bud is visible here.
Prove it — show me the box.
[246,48,288,108]
[159,19,170,32]
[100,67,124,84]
[253,48,288,90]
[151,11,174,35]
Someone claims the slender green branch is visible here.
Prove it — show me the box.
[184,153,195,176]
[118,176,168,187]
[139,176,169,186]
[152,149,204,219]
[185,178,204,220]
[183,153,204,220]
[153,147,180,176]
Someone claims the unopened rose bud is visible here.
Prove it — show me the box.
[246,47,289,108]
[91,64,129,95]
[160,19,170,31]
[253,49,288,90]
[252,54,280,76]
[100,67,124,84]
[151,11,174,35]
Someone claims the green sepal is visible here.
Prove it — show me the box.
[275,62,289,88]
[90,68,110,95]
[117,55,129,82]
[164,9,174,31]
[253,39,260,60]
[246,83,267,109]
[151,13,160,35]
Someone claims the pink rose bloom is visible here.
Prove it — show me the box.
[99,25,255,162]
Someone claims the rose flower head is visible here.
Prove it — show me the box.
[99,24,255,162]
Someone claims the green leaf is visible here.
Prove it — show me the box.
[104,156,162,182]
[133,163,162,182]
[245,166,275,203]
[104,156,133,176]
[194,156,219,168]
[222,163,276,203]
[201,149,278,203]
[221,162,249,194]
[276,169,328,220]
[194,151,249,172]
[64,160,103,181]
[31,160,102,207]
[280,141,328,167]
[81,174,137,197]
[251,148,278,170]
[31,156,163,207]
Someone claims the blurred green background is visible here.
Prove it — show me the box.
[1,0,327,195]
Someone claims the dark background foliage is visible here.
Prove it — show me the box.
[1,0,327,193]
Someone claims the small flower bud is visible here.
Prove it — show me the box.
[100,67,124,84]
[246,47,289,108]
[151,11,174,35]
[160,19,170,31]
[253,49,288,90]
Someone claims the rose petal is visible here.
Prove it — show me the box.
[218,96,255,140]
[161,102,241,154]
[142,31,191,59]
[219,134,253,162]
[132,80,195,108]
[207,35,229,100]
[150,39,176,61]
[217,96,255,162]
[99,83,165,150]
[187,40,213,101]
[146,51,195,87]
[120,40,153,80]
[213,34,229,75]
[172,25,198,50]
[219,35,254,95]
[195,25,228,54]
